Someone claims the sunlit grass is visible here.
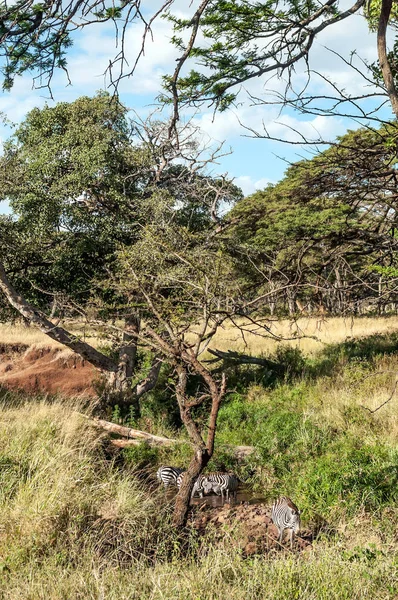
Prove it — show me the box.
[2,315,398,356]
[0,322,100,349]
[1,321,398,597]
[206,315,398,356]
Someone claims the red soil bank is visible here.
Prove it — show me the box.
[190,502,312,555]
[0,344,97,397]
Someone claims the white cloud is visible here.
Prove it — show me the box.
[0,0,391,209]
[194,103,347,146]
[265,114,347,143]
[234,175,274,197]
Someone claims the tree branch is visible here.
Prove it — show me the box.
[377,0,398,118]
[0,261,117,373]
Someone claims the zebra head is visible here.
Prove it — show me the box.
[202,478,216,495]
[286,498,301,532]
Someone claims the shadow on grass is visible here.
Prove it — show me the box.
[309,332,398,378]
[218,331,398,392]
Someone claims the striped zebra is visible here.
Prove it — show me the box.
[177,472,239,501]
[156,466,184,488]
[176,472,206,498]
[202,473,239,501]
[271,496,301,549]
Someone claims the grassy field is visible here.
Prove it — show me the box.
[2,314,398,355]
[1,319,398,598]
[0,322,99,350]
[207,314,398,355]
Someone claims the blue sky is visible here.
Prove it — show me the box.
[0,0,393,215]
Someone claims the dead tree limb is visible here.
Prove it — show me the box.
[78,413,179,444]
[79,413,255,456]
[361,374,398,414]
[0,262,117,373]
[205,348,284,372]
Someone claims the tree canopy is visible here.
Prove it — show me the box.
[230,123,398,314]
[1,0,398,130]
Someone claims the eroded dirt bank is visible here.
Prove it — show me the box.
[189,501,312,555]
[0,344,97,397]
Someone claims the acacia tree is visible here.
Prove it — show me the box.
[0,92,259,526]
[229,123,398,315]
[0,93,241,413]
[2,0,398,132]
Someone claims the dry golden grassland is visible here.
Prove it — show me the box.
[0,322,100,349]
[2,315,398,355]
[208,314,398,355]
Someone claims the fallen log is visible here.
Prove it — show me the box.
[78,413,255,458]
[109,438,254,457]
[78,413,179,445]
[205,348,284,372]
[110,438,174,448]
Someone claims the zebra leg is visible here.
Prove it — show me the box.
[278,527,284,546]
[290,529,295,550]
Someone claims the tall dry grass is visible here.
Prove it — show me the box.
[207,315,398,356]
[0,322,100,349]
[2,315,398,355]
[0,396,176,595]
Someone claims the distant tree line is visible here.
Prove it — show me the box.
[229,125,398,316]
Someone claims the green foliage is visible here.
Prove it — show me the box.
[0,93,142,318]
[0,93,242,381]
[228,124,398,313]
[292,440,398,518]
[0,1,132,90]
[365,0,398,31]
[122,442,159,470]
[164,0,344,111]
[211,333,398,523]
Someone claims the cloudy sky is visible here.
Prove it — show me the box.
[0,0,393,214]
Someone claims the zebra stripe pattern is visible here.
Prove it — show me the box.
[177,472,238,501]
[202,473,239,501]
[156,466,184,488]
[271,496,300,549]
[176,472,205,498]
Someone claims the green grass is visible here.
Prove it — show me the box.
[1,333,398,598]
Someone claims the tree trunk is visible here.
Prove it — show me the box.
[172,363,226,528]
[108,315,141,416]
[377,0,398,118]
[173,448,210,528]
[287,288,296,316]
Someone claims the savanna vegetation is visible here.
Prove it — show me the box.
[1,328,398,599]
[2,0,398,597]
[1,90,398,525]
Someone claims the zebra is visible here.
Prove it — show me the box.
[271,496,301,549]
[202,473,239,501]
[156,466,184,488]
[177,472,239,501]
[176,472,206,498]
